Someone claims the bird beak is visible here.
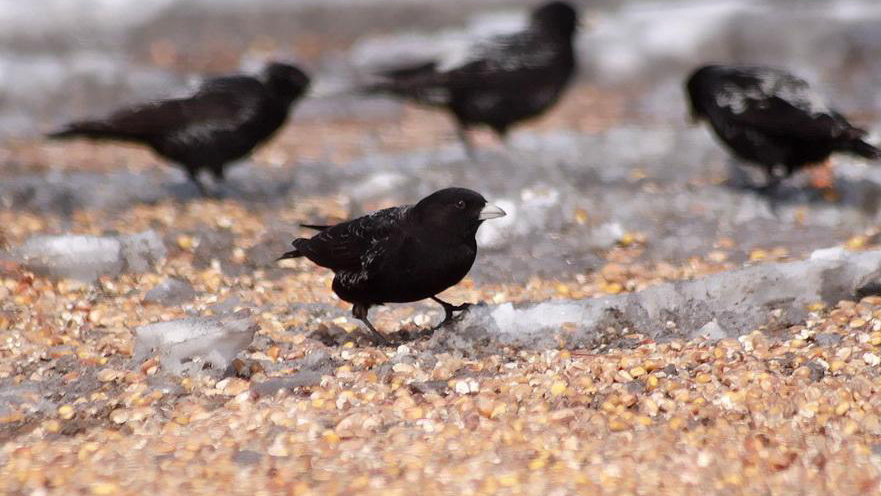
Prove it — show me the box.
[478,203,506,220]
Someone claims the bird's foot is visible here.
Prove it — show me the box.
[431,297,473,330]
[442,302,472,324]
[357,318,389,346]
[756,184,782,215]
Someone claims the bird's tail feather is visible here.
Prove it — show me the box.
[300,224,331,231]
[277,247,303,261]
[847,139,881,160]
[47,121,132,141]
[277,238,309,261]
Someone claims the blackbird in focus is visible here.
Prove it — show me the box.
[686,64,880,195]
[48,62,310,195]
[279,187,506,344]
[363,1,578,156]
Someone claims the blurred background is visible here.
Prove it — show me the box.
[4,0,881,135]
[3,0,881,280]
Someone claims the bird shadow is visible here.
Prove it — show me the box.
[0,163,306,214]
[308,323,437,347]
[724,175,881,215]
[306,305,476,348]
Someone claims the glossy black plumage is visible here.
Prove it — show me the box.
[48,62,310,195]
[364,1,578,154]
[686,64,880,191]
[279,188,506,344]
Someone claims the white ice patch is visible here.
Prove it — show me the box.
[447,247,881,350]
[16,230,166,282]
[490,301,589,335]
[133,310,258,376]
[810,246,847,262]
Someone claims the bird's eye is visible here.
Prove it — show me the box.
[455,200,466,209]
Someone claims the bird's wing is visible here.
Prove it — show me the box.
[435,30,558,87]
[98,75,266,139]
[299,206,408,271]
[709,69,851,139]
[374,29,556,92]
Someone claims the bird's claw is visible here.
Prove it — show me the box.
[435,302,472,329]
[446,302,472,322]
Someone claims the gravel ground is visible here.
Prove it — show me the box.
[4,109,881,493]
[4,270,881,494]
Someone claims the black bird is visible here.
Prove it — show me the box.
[363,1,578,155]
[48,62,310,195]
[279,188,506,344]
[686,64,880,194]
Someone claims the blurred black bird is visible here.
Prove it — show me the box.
[279,187,506,344]
[48,62,310,195]
[363,1,578,156]
[686,64,880,194]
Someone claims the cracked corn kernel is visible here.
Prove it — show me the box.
[608,418,630,431]
[629,366,646,378]
[90,482,119,495]
[322,430,340,444]
[58,405,75,420]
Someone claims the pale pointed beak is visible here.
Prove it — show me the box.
[478,203,506,220]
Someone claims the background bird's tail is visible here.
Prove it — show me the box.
[846,139,881,160]
[47,120,132,141]
[357,61,441,97]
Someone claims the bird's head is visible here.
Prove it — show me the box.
[262,62,311,102]
[685,65,718,124]
[413,188,506,241]
[531,1,578,39]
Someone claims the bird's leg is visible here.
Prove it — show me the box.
[210,166,230,198]
[456,124,476,160]
[725,157,753,190]
[352,303,388,345]
[495,126,511,151]
[430,296,472,326]
[187,168,211,198]
[759,167,784,197]
[759,175,781,196]
[758,172,783,214]
[211,166,225,183]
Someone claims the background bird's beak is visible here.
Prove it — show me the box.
[478,203,506,220]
